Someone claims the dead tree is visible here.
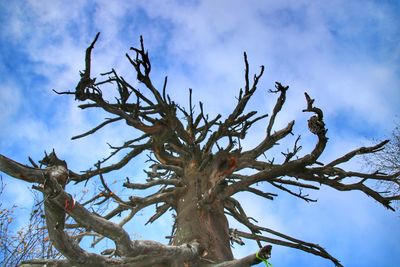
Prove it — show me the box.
[0,33,399,267]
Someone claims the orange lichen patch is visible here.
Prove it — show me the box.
[188,159,198,169]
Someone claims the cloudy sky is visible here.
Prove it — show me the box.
[0,0,399,266]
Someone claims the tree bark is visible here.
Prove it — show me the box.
[174,186,232,264]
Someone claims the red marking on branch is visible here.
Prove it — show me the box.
[64,197,76,213]
[218,156,238,177]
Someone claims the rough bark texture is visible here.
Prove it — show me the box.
[173,171,233,263]
[0,33,399,267]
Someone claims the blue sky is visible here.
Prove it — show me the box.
[0,1,399,266]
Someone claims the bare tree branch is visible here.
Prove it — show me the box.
[1,33,397,267]
[0,155,44,184]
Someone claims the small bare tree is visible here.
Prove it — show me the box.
[0,33,399,267]
[365,123,400,205]
[0,177,60,266]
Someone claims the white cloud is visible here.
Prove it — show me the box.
[0,83,22,125]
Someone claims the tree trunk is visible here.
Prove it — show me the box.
[172,168,233,266]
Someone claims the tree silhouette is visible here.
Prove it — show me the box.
[365,122,400,208]
[0,33,399,267]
